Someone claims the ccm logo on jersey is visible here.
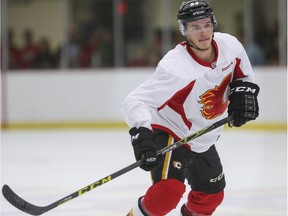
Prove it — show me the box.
[229,86,257,95]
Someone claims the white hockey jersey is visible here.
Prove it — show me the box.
[121,32,254,153]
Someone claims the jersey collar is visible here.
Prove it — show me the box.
[185,39,218,69]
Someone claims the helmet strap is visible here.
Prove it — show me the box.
[184,32,214,51]
[186,40,210,51]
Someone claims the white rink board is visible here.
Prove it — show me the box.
[3,67,287,124]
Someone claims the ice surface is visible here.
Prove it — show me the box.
[1,129,287,216]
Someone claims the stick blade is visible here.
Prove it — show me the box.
[2,184,46,215]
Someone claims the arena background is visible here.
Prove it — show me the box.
[1,0,287,216]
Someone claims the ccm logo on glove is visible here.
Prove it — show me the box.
[229,85,258,95]
[228,80,260,127]
[129,127,161,171]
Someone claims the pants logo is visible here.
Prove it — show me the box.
[209,172,224,183]
[173,161,182,170]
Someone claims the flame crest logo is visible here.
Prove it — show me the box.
[198,74,232,120]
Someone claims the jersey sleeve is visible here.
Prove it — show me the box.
[215,32,255,83]
[233,37,255,82]
[121,63,181,129]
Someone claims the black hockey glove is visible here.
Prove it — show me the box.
[129,127,160,171]
[228,80,260,127]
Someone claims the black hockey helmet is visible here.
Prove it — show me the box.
[177,0,217,36]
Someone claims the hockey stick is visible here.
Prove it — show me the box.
[2,115,232,215]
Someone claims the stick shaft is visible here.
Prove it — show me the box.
[2,116,232,215]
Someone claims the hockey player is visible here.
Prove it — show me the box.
[122,0,260,215]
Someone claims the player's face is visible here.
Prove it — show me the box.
[185,18,213,49]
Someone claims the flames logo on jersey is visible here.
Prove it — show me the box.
[198,74,232,120]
